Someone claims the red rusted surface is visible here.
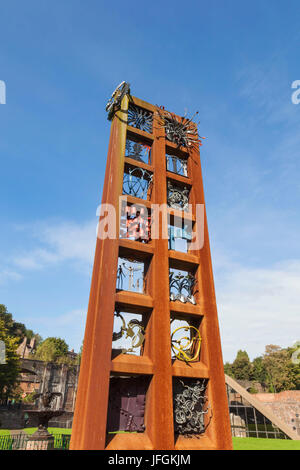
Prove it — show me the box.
[70,95,232,450]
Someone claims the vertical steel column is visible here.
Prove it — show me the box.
[70,96,128,450]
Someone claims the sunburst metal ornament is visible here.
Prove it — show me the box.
[156,108,204,150]
[128,104,153,133]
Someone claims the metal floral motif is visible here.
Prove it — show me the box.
[125,139,151,164]
[123,167,153,200]
[128,104,153,133]
[173,379,211,435]
[166,154,188,177]
[117,259,144,293]
[171,324,201,362]
[167,181,190,211]
[169,270,196,304]
[156,108,204,150]
[112,311,145,354]
[106,81,131,121]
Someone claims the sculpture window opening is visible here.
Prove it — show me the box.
[123,165,153,201]
[169,267,197,305]
[170,316,202,363]
[125,134,152,165]
[119,201,151,243]
[116,257,145,294]
[127,104,153,134]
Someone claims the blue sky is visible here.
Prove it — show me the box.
[0,0,299,361]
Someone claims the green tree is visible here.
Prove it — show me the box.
[0,318,21,400]
[224,361,234,377]
[33,337,69,363]
[262,345,295,393]
[252,356,267,384]
[287,344,300,390]
[231,350,252,380]
[0,304,41,346]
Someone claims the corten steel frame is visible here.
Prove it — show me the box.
[70,94,233,450]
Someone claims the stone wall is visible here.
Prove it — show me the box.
[0,358,79,430]
[255,391,300,436]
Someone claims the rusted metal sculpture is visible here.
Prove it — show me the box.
[70,87,232,450]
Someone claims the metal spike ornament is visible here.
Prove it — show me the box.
[156,107,205,151]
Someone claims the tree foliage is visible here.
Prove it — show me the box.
[224,344,300,392]
[33,337,70,364]
[0,304,41,346]
[0,318,21,400]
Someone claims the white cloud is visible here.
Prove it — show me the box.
[215,257,300,362]
[0,269,22,285]
[13,219,96,272]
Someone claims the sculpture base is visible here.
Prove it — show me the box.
[26,425,54,450]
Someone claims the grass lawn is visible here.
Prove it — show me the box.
[232,437,300,450]
[0,427,71,436]
[1,429,299,449]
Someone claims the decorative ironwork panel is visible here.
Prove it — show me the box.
[156,108,204,150]
[112,311,145,355]
[166,153,188,177]
[116,258,144,293]
[107,377,148,433]
[123,167,153,200]
[125,138,151,164]
[167,181,190,211]
[169,269,196,304]
[173,379,210,436]
[128,104,153,133]
[120,204,151,242]
[171,320,201,362]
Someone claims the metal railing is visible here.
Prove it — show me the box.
[0,433,71,450]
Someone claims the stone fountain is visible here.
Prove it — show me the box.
[25,391,64,450]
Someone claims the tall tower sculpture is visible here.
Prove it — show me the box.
[70,83,232,450]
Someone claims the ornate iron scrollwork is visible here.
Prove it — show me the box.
[171,324,201,362]
[128,104,153,133]
[106,81,130,121]
[156,108,204,150]
[169,271,196,304]
[173,379,211,436]
[112,311,145,354]
[167,181,190,211]
[123,167,153,200]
